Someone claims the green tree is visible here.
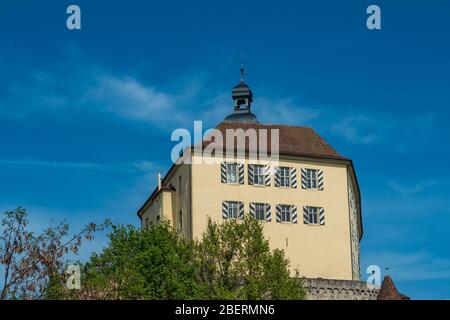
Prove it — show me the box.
[51,216,305,300]
[197,216,305,299]
[54,222,202,299]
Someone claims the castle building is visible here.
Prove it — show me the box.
[137,70,363,282]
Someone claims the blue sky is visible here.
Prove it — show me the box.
[1,0,449,299]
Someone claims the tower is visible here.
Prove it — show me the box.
[138,69,363,283]
[224,65,259,124]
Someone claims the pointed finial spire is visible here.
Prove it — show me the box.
[240,52,245,82]
[385,266,389,275]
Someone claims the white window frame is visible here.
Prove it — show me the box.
[254,203,266,221]
[226,163,238,184]
[253,165,265,185]
[306,169,318,189]
[279,167,290,187]
[228,201,239,219]
[308,206,319,225]
[280,205,291,223]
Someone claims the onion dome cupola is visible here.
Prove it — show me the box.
[224,65,259,124]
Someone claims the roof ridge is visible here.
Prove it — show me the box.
[210,121,348,160]
[216,121,315,130]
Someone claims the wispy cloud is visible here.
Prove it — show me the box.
[257,97,320,126]
[330,115,378,145]
[388,179,438,195]
[88,74,191,127]
[131,160,157,172]
[0,159,158,173]
[0,160,101,168]
[1,56,438,151]
[1,60,207,129]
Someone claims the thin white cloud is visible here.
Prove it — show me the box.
[256,97,320,126]
[132,160,156,172]
[88,74,189,127]
[0,159,157,173]
[3,57,439,152]
[388,180,438,195]
[330,115,378,145]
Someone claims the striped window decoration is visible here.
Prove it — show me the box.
[275,204,297,224]
[290,167,297,188]
[221,162,227,183]
[275,205,281,222]
[238,163,244,184]
[264,165,271,186]
[317,169,324,190]
[249,202,272,222]
[274,167,280,187]
[265,204,271,222]
[248,164,270,186]
[249,202,255,218]
[222,201,244,220]
[301,168,324,190]
[303,206,325,225]
[239,201,244,219]
[248,164,254,185]
[291,205,298,223]
[275,166,297,188]
[221,162,244,184]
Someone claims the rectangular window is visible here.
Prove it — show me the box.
[226,163,238,183]
[308,206,318,224]
[228,201,239,219]
[279,167,290,187]
[253,165,265,185]
[255,203,266,221]
[280,205,291,222]
[306,169,318,189]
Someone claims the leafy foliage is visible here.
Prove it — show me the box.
[197,216,305,299]
[52,222,202,299]
[3,207,305,300]
[52,216,305,300]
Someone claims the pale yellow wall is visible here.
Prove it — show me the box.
[140,163,192,238]
[170,164,191,238]
[140,190,172,228]
[140,155,359,281]
[141,193,160,228]
[190,154,354,280]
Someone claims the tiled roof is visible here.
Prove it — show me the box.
[201,122,349,161]
[377,275,410,300]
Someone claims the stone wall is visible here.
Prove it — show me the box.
[303,278,379,300]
